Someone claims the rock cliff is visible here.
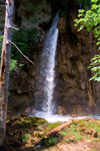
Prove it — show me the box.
[0,0,100,117]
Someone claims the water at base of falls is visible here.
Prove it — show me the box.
[30,110,100,123]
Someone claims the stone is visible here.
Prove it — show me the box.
[57,17,66,34]
[8,0,100,117]
[81,82,86,90]
[78,62,84,72]
[57,106,67,115]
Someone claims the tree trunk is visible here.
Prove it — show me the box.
[0,0,14,145]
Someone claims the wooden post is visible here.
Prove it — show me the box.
[0,0,14,145]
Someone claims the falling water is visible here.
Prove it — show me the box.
[30,13,100,123]
[34,13,59,117]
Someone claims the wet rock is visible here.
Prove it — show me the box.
[78,62,84,72]
[81,81,86,90]
[58,17,66,34]
[57,106,67,115]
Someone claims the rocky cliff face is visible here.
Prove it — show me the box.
[56,1,100,116]
[3,0,100,116]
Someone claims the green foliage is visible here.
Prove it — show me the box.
[11,28,38,60]
[42,136,58,147]
[0,35,3,55]
[9,59,24,72]
[61,124,81,143]
[0,35,24,72]
[0,35,3,41]
[61,129,68,135]
[10,59,24,72]
[23,117,48,125]
[74,0,100,81]
[60,120,100,143]
[8,28,38,72]
[22,133,30,142]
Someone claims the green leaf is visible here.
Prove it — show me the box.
[78,9,85,14]
[95,76,100,81]
[91,67,97,71]
[91,0,98,3]
[96,41,100,45]
[92,4,98,10]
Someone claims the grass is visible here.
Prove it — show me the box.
[6,114,100,150]
[22,133,30,142]
[60,120,100,143]
[42,136,58,147]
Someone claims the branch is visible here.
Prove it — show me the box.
[11,26,20,31]
[9,41,34,65]
[8,25,20,30]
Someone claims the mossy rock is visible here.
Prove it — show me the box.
[24,117,48,125]
[48,122,61,129]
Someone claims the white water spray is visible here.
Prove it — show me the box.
[34,13,59,117]
[42,19,59,114]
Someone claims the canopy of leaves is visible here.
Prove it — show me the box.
[74,0,100,81]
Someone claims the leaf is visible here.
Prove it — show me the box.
[92,4,98,10]
[90,76,95,81]
[95,76,100,81]
[78,14,84,18]
[96,41,100,45]
[91,67,98,71]
[91,0,98,3]
[78,9,85,14]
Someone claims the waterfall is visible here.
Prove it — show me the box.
[34,13,59,117]
[30,13,100,123]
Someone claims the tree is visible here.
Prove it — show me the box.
[74,0,100,81]
[0,0,14,145]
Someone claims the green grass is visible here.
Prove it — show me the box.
[60,120,100,143]
[42,136,58,147]
[22,133,30,142]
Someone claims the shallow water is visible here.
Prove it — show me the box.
[31,110,100,123]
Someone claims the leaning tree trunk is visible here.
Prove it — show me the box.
[0,0,14,145]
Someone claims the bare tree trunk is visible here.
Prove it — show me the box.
[0,0,14,145]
